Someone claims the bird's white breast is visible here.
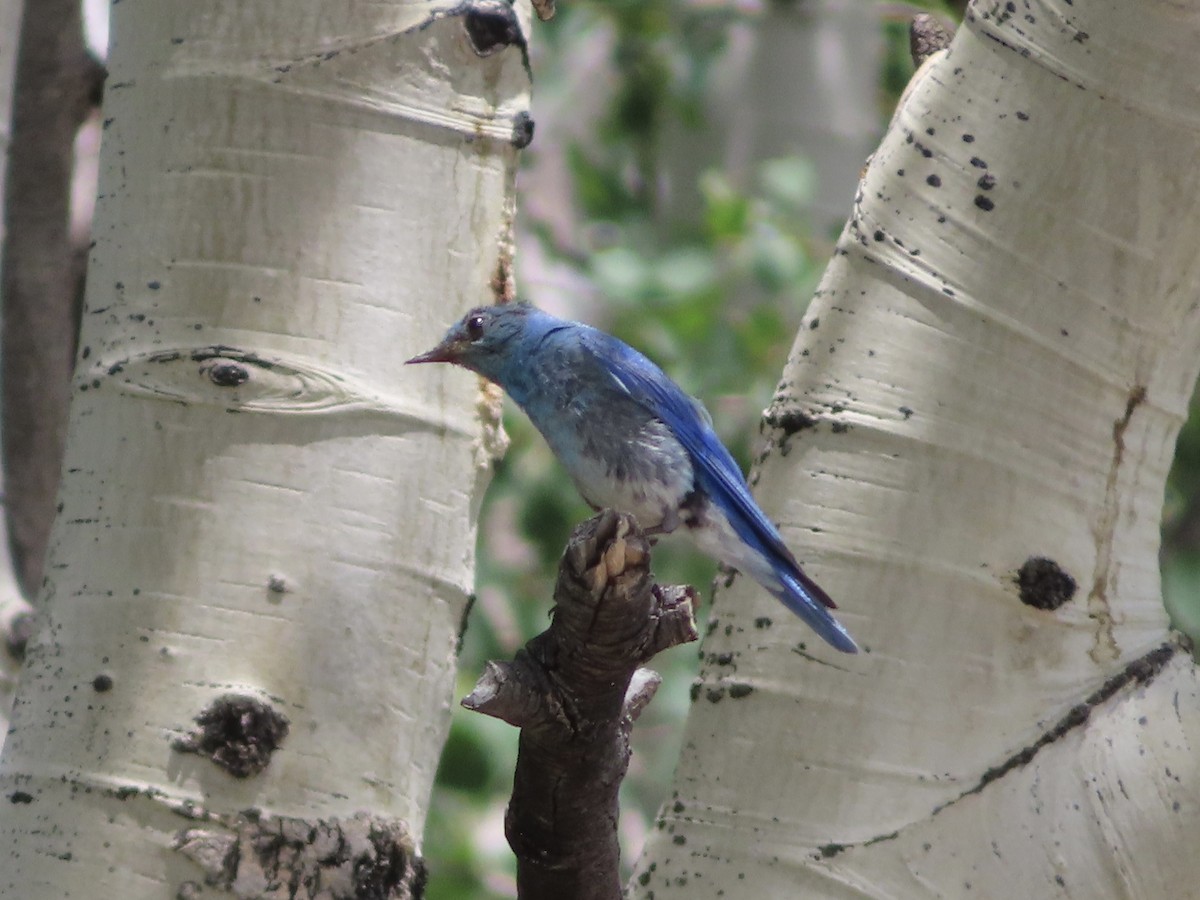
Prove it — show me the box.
[565,419,693,533]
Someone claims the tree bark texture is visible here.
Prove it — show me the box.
[632,1,1200,897]
[0,1,530,895]
[464,510,698,900]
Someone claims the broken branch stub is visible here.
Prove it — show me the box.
[463,509,698,900]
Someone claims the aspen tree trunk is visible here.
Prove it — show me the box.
[0,0,31,735]
[632,2,1200,897]
[0,1,530,896]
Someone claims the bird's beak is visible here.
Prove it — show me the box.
[405,339,460,365]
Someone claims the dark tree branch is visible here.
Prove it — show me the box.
[463,510,698,900]
[2,0,102,598]
[910,13,955,68]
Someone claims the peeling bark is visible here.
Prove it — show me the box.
[172,809,425,900]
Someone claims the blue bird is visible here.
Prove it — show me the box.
[407,304,857,653]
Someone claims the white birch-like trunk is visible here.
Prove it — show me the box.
[633,2,1200,897]
[0,0,33,735]
[0,0,528,895]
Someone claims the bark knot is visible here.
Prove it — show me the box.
[173,693,289,778]
[1015,557,1077,611]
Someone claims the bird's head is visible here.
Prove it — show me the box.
[406,303,536,383]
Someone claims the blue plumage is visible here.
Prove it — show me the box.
[408,303,857,653]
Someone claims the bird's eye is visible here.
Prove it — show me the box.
[466,314,485,340]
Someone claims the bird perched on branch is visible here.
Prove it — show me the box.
[407,303,857,653]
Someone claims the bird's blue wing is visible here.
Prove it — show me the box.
[579,331,801,560]
[577,326,853,611]
[584,332,858,653]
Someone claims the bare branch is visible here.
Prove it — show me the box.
[464,510,698,900]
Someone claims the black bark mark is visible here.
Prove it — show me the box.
[820,642,1180,859]
[463,0,523,57]
[173,694,290,778]
[936,641,1176,814]
[967,643,1174,796]
[1015,557,1077,610]
[4,609,35,661]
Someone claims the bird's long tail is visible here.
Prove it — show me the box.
[684,496,858,652]
[770,570,859,654]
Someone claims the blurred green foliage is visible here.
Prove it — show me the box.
[424,1,1200,898]
[1162,396,1200,646]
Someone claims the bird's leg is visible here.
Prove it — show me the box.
[642,506,681,543]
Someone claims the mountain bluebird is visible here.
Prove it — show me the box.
[408,304,857,653]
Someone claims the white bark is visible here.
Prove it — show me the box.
[0,0,33,735]
[0,0,528,896]
[632,2,1200,897]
